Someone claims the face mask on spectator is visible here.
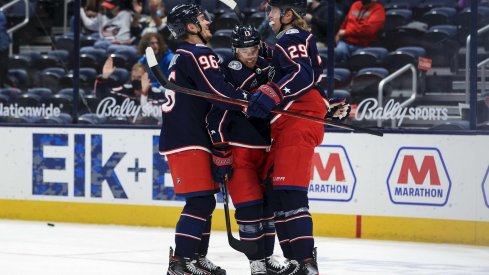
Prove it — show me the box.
[132,80,142,90]
[105,11,115,19]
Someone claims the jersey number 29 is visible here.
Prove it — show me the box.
[288,44,308,59]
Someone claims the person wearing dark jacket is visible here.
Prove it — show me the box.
[304,0,343,48]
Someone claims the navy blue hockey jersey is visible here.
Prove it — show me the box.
[269,28,324,103]
[206,56,271,148]
[159,42,250,154]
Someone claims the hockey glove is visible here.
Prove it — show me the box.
[211,147,233,182]
[326,97,351,121]
[246,83,283,118]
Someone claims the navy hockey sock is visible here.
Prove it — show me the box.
[261,203,276,258]
[175,195,216,258]
[271,190,314,261]
[235,204,265,260]
[197,215,212,256]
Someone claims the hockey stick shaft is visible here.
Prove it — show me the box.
[145,47,383,137]
[220,177,258,254]
[219,0,245,24]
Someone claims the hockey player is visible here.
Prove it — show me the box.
[162,3,251,275]
[206,24,299,275]
[245,0,351,274]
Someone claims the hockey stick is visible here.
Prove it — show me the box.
[219,176,258,254]
[145,47,383,137]
[219,0,245,24]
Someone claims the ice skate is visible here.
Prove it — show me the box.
[195,254,226,274]
[249,259,267,275]
[167,247,209,275]
[265,255,300,274]
[298,247,319,275]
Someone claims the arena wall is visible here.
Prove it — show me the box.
[0,127,488,245]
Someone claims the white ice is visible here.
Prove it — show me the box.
[0,219,488,275]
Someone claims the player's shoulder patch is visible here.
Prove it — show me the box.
[228,60,243,70]
[286,28,299,35]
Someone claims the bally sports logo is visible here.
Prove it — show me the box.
[308,145,356,202]
[387,147,452,206]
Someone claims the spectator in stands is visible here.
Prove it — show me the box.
[334,0,385,63]
[95,56,165,106]
[95,56,147,102]
[131,0,167,38]
[0,8,10,88]
[137,32,173,85]
[80,0,133,49]
[304,0,343,48]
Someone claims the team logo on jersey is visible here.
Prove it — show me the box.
[228,60,242,70]
[308,145,356,202]
[482,166,489,208]
[286,29,299,35]
[169,54,179,68]
[387,147,452,206]
[268,66,275,81]
[255,68,262,75]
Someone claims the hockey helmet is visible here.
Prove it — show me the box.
[167,4,211,38]
[267,0,307,17]
[231,25,261,50]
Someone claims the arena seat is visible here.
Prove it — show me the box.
[333,68,352,89]
[27,87,53,99]
[34,54,63,71]
[384,9,412,33]
[78,113,105,124]
[54,35,75,56]
[47,50,70,68]
[7,69,29,90]
[247,12,266,29]
[350,67,390,102]
[348,47,388,72]
[416,0,457,15]
[0,87,22,101]
[213,47,234,62]
[455,6,489,42]
[39,67,66,93]
[8,55,31,71]
[43,94,73,114]
[37,113,73,124]
[14,93,41,107]
[211,12,240,32]
[0,94,9,105]
[420,7,456,27]
[383,46,426,72]
[210,29,233,48]
[385,0,423,10]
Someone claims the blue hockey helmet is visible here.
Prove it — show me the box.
[167,4,211,39]
[231,25,261,50]
[268,0,307,17]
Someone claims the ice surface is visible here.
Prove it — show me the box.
[0,220,488,275]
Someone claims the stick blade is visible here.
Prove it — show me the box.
[228,234,258,254]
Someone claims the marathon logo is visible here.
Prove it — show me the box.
[387,147,451,206]
[482,166,489,209]
[308,145,356,202]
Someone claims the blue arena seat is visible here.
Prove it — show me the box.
[54,35,75,56]
[416,0,457,15]
[213,47,234,62]
[246,12,266,29]
[350,67,390,102]
[8,54,31,71]
[211,12,240,32]
[383,46,426,72]
[384,9,412,32]
[0,87,22,101]
[210,29,233,48]
[27,87,53,99]
[14,93,41,108]
[109,68,130,86]
[333,68,352,89]
[385,0,423,10]
[40,67,66,93]
[7,69,29,90]
[420,7,456,27]
[34,54,63,71]
[348,47,388,72]
[78,113,105,124]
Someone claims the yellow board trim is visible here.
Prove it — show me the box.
[1,199,488,246]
